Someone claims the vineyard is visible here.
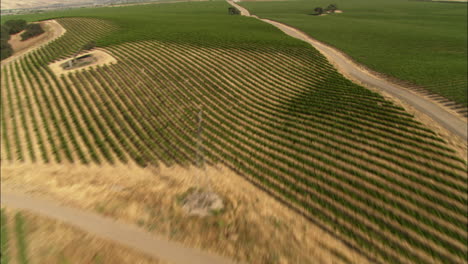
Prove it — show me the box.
[1,2,467,263]
[240,0,468,107]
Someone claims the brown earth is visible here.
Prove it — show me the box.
[1,162,373,264]
[1,207,168,264]
[48,49,118,76]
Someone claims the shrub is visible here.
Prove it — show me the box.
[313,7,323,15]
[0,25,10,41]
[20,23,45,41]
[4,19,27,34]
[0,39,13,60]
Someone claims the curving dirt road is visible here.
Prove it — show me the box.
[228,1,467,141]
[1,192,239,264]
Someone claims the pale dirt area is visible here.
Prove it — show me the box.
[1,207,168,264]
[48,49,118,76]
[1,162,373,264]
[1,20,66,66]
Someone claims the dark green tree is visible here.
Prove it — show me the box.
[20,24,45,41]
[314,7,324,15]
[0,25,11,41]
[325,4,338,13]
[0,40,13,60]
[4,19,27,34]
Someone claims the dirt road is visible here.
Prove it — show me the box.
[228,1,467,141]
[1,192,239,264]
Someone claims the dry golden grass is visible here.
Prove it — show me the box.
[1,162,372,264]
[1,207,166,264]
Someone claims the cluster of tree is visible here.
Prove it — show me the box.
[0,19,46,60]
[1,25,13,60]
[228,7,240,15]
[313,4,338,15]
[4,19,27,34]
[20,23,45,41]
[1,19,28,60]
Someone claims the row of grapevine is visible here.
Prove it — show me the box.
[1,17,466,263]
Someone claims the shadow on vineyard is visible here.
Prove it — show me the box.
[1,1,467,263]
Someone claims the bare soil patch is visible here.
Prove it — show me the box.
[1,162,372,264]
[1,20,66,66]
[48,49,117,75]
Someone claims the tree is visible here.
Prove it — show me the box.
[0,40,13,60]
[20,24,45,41]
[4,19,27,34]
[325,4,338,13]
[228,7,240,15]
[0,25,10,41]
[314,7,324,15]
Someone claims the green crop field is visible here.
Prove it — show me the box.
[240,0,468,106]
[1,1,467,263]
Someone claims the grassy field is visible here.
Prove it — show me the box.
[1,1,467,263]
[240,0,468,106]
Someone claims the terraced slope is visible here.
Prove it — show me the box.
[1,16,467,264]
